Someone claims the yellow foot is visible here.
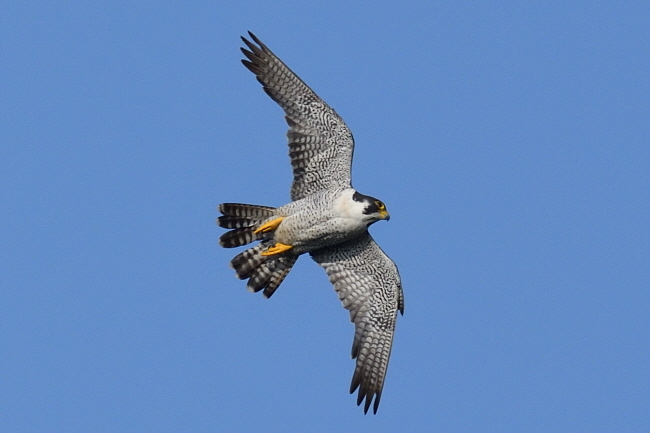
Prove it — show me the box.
[254,216,285,234]
[261,243,293,256]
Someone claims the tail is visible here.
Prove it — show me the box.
[217,203,276,248]
[217,203,298,298]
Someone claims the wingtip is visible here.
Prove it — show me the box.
[246,31,263,46]
[363,394,372,414]
[359,392,381,415]
[373,393,381,414]
[241,31,264,49]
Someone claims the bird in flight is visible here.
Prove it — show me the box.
[217,32,404,414]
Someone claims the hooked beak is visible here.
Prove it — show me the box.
[379,210,390,221]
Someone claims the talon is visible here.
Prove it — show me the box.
[261,243,293,256]
[254,216,284,234]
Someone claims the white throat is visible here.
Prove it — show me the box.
[335,189,368,219]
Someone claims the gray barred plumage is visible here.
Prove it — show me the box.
[218,32,404,414]
[241,32,354,202]
[311,233,404,414]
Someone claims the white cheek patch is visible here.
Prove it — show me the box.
[335,190,367,219]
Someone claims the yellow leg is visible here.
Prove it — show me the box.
[261,243,293,256]
[253,216,285,234]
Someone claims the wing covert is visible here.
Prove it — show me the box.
[240,32,355,201]
[310,233,404,414]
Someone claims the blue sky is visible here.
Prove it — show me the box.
[2,1,649,432]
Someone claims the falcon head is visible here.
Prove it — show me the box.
[353,191,390,225]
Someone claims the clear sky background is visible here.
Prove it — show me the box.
[2,2,649,432]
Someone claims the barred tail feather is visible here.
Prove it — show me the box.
[217,203,276,248]
[230,244,268,279]
[229,244,298,299]
[255,255,298,298]
[219,228,259,249]
[219,203,276,219]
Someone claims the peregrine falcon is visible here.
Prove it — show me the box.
[218,32,404,414]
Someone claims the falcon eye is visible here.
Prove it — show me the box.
[375,201,385,211]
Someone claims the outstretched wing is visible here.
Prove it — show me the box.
[310,233,404,414]
[240,32,355,201]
